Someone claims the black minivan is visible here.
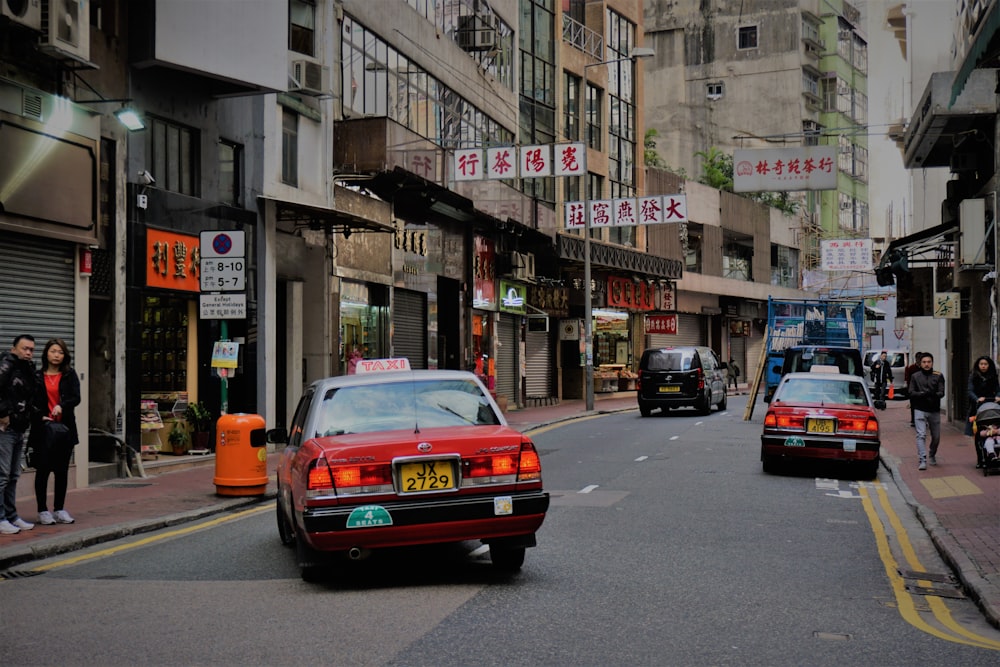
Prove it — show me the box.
[636,346,728,416]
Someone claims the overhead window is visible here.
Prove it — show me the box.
[738,25,758,50]
[149,117,199,196]
[290,0,316,56]
[282,109,298,186]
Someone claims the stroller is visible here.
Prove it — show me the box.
[973,401,1000,476]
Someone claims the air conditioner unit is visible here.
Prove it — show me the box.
[290,60,326,96]
[511,251,536,281]
[840,200,852,210]
[457,14,497,52]
[41,0,90,62]
[2,0,42,30]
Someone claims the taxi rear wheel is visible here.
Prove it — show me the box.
[276,497,295,547]
[490,544,526,572]
[296,534,328,583]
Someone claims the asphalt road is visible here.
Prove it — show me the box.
[3,396,999,666]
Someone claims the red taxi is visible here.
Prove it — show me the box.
[271,358,549,581]
[760,370,881,479]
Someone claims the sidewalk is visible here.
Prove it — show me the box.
[1,390,997,629]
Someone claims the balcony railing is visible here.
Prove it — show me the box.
[563,14,603,60]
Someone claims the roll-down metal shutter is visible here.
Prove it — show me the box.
[392,288,426,369]
[496,314,517,402]
[729,334,747,384]
[648,313,704,348]
[525,329,552,398]
[0,233,75,354]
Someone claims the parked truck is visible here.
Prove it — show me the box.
[760,297,866,402]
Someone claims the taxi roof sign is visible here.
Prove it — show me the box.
[355,358,412,374]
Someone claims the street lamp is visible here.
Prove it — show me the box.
[581,46,655,411]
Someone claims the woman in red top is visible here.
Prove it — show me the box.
[29,338,80,525]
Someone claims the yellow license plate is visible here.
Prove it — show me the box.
[658,386,680,393]
[807,418,834,433]
[399,461,456,493]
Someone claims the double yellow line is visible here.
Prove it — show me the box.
[861,484,1000,650]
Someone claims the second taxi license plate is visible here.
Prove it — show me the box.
[400,460,456,493]
[658,386,680,393]
[806,418,834,433]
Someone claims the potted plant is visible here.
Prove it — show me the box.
[167,422,190,455]
[184,401,214,450]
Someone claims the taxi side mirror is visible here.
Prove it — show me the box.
[266,428,288,444]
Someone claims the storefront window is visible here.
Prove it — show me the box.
[341,281,388,373]
[140,296,192,394]
[472,312,495,389]
[593,309,630,366]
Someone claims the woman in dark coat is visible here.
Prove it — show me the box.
[967,355,1000,466]
[28,338,80,524]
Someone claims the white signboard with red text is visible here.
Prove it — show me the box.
[454,143,586,181]
[733,146,837,192]
[565,194,687,228]
[820,238,873,271]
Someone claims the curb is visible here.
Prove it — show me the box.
[880,451,1000,630]
[0,491,275,572]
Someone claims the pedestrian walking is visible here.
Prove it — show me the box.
[966,355,1000,466]
[29,339,80,525]
[908,352,945,470]
[869,350,893,407]
[904,352,923,426]
[0,334,41,535]
[728,359,740,394]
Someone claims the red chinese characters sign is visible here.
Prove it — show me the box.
[606,276,655,311]
[472,236,496,310]
[146,228,200,292]
[645,315,677,335]
[733,146,837,192]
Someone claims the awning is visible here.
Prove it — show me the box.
[883,222,956,267]
[951,1,1000,106]
[260,192,395,235]
[865,305,886,320]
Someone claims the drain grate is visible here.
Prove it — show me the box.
[898,569,956,584]
[905,584,966,599]
[0,569,44,580]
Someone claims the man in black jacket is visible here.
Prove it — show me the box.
[870,350,894,407]
[908,352,946,470]
[0,334,40,534]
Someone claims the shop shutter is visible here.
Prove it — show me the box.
[0,233,75,355]
[392,288,426,369]
[729,334,747,384]
[496,314,517,402]
[648,313,704,348]
[525,329,552,398]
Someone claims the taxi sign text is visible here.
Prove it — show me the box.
[355,358,412,374]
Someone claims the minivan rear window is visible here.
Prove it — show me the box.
[644,351,694,371]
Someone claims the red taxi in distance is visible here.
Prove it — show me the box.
[760,370,881,479]
[271,358,549,582]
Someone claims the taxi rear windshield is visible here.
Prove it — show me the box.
[315,379,501,436]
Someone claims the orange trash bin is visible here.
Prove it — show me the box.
[213,413,268,496]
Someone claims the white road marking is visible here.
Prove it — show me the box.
[669,435,679,441]
[635,455,648,462]
[579,484,599,494]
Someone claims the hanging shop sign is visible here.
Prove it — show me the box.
[565,194,687,228]
[660,281,676,311]
[606,276,655,311]
[454,142,586,181]
[499,281,527,315]
[472,235,497,310]
[528,285,569,318]
[933,292,960,319]
[645,314,678,335]
[733,146,837,193]
[147,228,201,292]
[820,238,873,271]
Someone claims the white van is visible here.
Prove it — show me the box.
[863,350,910,398]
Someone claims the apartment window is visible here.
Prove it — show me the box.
[852,90,868,125]
[585,84,602,150]
[683,223,703,273]
[723,236,753,282]
[149,117,198,196]
[738,25,758,50]
[771,245,799,289]
[218,140,243,207]
[802,120,822,146]
[282,109,298,186]
[707,82,724,100]
[290,0,315,56]
[564,72,581,140]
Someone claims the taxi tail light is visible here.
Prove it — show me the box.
[837,416,880,435]
[307,457,334,492]
[330,462,393,495]
[764,412,804,429]
[462,440,542,486]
